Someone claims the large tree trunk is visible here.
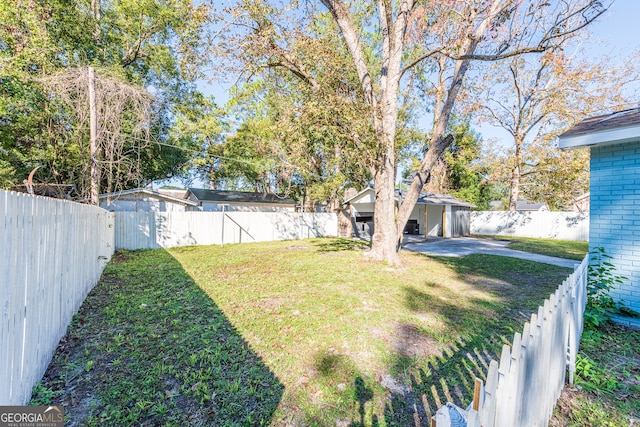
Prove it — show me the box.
[394,0,505,237]
[319,0,414,265]
[369,139,400,265]
[508,137,523,211]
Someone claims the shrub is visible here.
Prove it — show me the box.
[585,247,628,328]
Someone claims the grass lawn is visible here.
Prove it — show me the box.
[480,235,589,260]
[31,238,575,426]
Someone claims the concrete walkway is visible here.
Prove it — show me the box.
[402,237,580,269]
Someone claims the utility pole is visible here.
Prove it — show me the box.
[88,66,99,205]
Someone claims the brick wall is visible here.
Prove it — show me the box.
[590,140,640,313]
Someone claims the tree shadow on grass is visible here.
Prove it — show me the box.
[430,254,573,317]
[379,290,508,426]
[314,238,371,253]
[345,254,573,426]
[31,249,283,426]
[320,283,511,426]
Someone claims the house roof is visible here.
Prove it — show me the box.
[156,188,188,199]
[97,188,198,206]
[516,200,548,211]
[343,187,474,208]
[186,188,297,205]
[558,108,640,149]
[414,192,475,208]
[343,187,375,204]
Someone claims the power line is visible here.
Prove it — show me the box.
[93,128,272,168]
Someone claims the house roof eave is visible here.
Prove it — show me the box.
[558,125,640,150]
[559,108,640,150]
[342,187,374,205]
[97,188,198,206]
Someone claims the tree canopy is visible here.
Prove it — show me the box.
[471,48,639,210]
[0,0,215,198]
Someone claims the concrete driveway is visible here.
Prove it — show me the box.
[402,237,580,269]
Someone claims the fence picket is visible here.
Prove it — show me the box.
[113,211,339,250]
[0,190,114,405]
[481,360,499,427]
[470,211,588,241]
[433,254,588,427]
[0,192,9,405]
[495,344,513,427]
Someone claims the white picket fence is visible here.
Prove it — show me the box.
[0,190,115,405]
[114,211,338,250]
[433,255,588,427]
[471,211,589,241]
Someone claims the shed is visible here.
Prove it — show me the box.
[343,187,474,240]
[185,188,297,212]
[98,188,198,212]
[516,200,549,212]
[558,108,640,315]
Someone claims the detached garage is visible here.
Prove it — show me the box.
[343,188,474,240]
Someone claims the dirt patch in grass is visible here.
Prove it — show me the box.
[393,322,440,359]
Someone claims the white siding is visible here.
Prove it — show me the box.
[351,203,375,217]
[100,198,188,212]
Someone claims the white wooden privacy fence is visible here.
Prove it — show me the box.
[0,190,115,405]
[433,255,589,427]
[114,211,338,250]
[471,211,589,241]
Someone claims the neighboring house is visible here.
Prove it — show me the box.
[516,200,549,212]
[559,108,640,315]
[98,188,198,212]
[156,188,188,199]
[185,188,297,212]
[343,187,474,239]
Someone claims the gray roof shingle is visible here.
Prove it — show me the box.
[187,188,297,205]
[560,108,640,137]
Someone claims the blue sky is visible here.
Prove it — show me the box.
[477,0,640,146]
[588,0,640,56]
